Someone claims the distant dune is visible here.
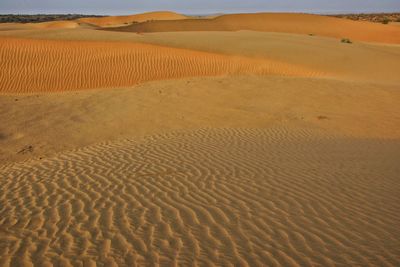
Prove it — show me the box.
[31,20,81,29]
[0,12,188,30]
[78,11,188,27]
[0,37,321,93]
[0,21,81,31]
[109,13,400,44]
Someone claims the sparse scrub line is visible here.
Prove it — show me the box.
[381,18,390,24]
[330,13,400,24]
[0,14,105,23]
[309,34,352,44]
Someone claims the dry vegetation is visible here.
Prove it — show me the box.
[0,14,104,23]
[331,13,400,24]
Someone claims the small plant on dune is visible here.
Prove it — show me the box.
[317,115,329,120]
[308,33,314,36]
[381,18,390,24]
[341,38,352,44]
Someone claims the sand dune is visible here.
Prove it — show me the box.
[0,11,188,31]
[2,29,399,84]
[1,11,400,267]
[30,20,81,29]
[0,23,36,31]
[78,11,188,27]
[129,32,400,84]
[1,127,399,266]
[0,37,322,93]
[109,13,400,44]
[0,21,81,31]
[1,76,399,164]
[0,21,80,32]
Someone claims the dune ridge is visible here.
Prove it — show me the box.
[109,13,400,44]
[29,20,81,29]
[0,21,81,31]
[0,12,187,31]
[77,11,188,27]
[1,127,399,266]
[0,37,323,93]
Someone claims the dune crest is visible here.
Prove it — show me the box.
[109,13,400,44]
[0,37,323,93]
[0,21,81,31]
[30,20,80,29]
[78,11,188,27]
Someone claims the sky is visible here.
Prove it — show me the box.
[1,0,400,15]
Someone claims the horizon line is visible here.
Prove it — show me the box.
[1,10,400,16]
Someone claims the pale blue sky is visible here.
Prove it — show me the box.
[1,0,399,15]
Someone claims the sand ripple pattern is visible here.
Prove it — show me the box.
[0,37,321,93]
[1,128,400,266]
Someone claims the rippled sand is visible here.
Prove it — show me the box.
[0,37,319,93]
[1,128,399,266]
[1,11,400,267]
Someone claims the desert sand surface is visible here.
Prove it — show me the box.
[1,76,400,164]
[109,13,400,44]
[1,127,399,266]
[28,20,81,29]
[1,11,400,266]
[1,29,400,84]
[0,37,321,93]
[77,11,188,27]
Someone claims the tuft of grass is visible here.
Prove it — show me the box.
[341,38,352,44]
[317,115,329,120]
[381,18,390,24]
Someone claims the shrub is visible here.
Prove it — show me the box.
[341,38,352,44]
[317,115,329,120]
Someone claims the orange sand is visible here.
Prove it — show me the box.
[1,11,400,267]
[110,13,400,44]
[0,37,321,93]
[78,11,188,27]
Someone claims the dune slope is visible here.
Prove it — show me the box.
[1,127,399,266]
[0,37,321,93]
[109,13,400,44]
[2,30,400,84]
[78,11,188,27]
[1,76,400,164]
[30,20,81,29]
